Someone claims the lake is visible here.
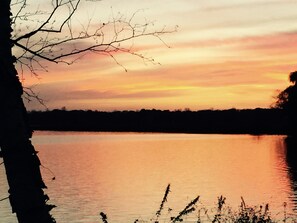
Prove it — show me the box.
[0,132,296,222]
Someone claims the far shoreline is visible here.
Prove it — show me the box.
[28,108,290,135]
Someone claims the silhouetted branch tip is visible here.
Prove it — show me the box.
[23,86,48,108]
[156,184,171,218]
[0,197,9,202]
[12,0,176,75]
[99,212,108,223]
[171,195,200,222]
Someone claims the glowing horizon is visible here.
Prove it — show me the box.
[18,0,297,111]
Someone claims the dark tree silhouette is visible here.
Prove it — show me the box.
[0,1,174,222]
[275,71,297,135]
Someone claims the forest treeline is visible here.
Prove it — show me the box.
[28,108,288,134]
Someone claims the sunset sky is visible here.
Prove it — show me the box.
[16,0,297,111]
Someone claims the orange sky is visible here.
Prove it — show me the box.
[14,0,297,111]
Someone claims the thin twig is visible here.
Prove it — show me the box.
[156,184,171,218]
[12,1,177,75]
[40,164,56,181]
[0,197,9,202]
[171,196,200,223]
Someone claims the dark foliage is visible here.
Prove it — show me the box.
[28,108,287,135]
[275,71,297,135]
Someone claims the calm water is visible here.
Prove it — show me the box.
[0,132,296,222]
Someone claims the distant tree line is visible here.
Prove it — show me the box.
[28,108,288,135]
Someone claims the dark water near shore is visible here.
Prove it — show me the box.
[0,132,296,222]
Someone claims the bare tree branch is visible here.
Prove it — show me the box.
[23,86,48,109]
[14,0,81,42]
[11,0,176,104]
[11,0,27,24]
[12,0,176,70]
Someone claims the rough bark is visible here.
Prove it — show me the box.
[0,0,56,222]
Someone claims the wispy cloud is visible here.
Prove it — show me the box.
[23,0,297,111]
[200,0,295,12]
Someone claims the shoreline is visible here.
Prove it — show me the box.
[28,108,290,135]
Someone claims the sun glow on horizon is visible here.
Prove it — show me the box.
[18,0,297,111]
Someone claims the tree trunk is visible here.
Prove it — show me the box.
[0,1,56,222]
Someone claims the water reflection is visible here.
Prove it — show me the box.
[34,132,296,222]
[1,132,297,223]
[284,137,297,211]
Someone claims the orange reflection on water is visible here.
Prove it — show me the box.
[30,132,296,222]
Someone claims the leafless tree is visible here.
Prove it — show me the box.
[13,0,175,75]
[0,0,175,222]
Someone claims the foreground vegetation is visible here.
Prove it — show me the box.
[99,185,296,223]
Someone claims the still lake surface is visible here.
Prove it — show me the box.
[0,132,297,222]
